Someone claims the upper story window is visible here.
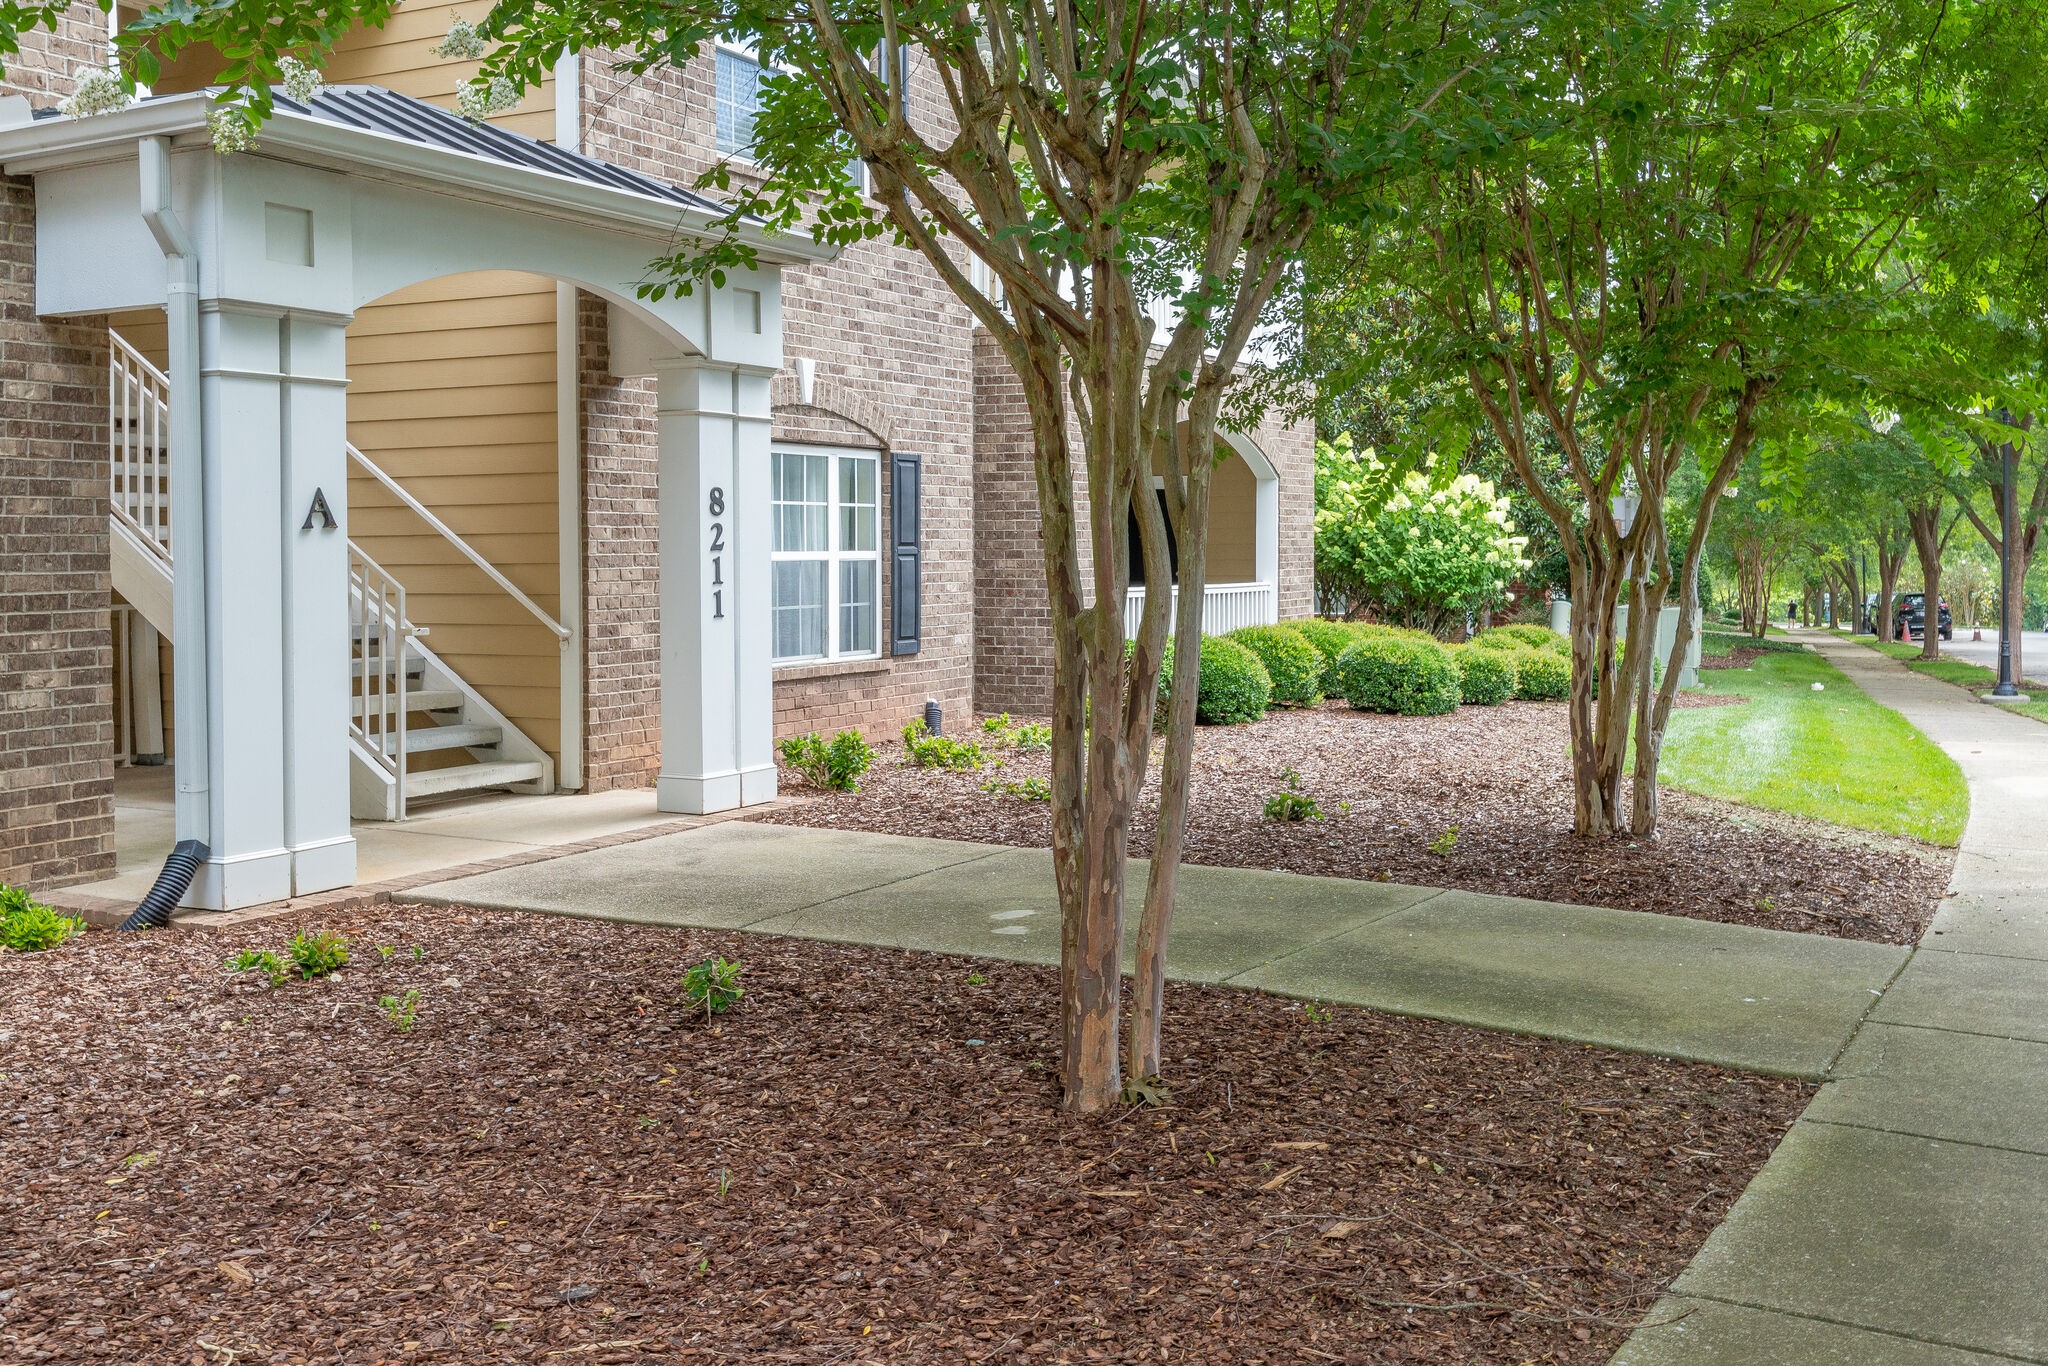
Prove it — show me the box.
[716,46,766,156]
[772,447,880,663]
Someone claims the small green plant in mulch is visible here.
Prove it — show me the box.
[0,885,83,953]
[225,948,291,988]
[681,956,745,1018]
[1427,826,1461,858]
[980,714,1053,752]
[378,988,422,1032]
[1302,1000,1334,1025]
[287,930,350,979]
[966,972,990,986]
[1261,767,1322,822]
[982,775,1052,801]
[903,719,987,770]
[778,729,875,791]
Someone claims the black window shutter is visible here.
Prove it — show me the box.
[890,452,922,656]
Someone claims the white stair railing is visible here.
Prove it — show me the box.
[347,442,571,644]
[109,332,171,566]
[348,544,421,819]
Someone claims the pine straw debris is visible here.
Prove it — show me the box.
[761,701,1951,945]
[0,904,1808,1363]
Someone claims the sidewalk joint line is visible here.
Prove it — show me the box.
[1858,1017,2048,1047]
[1822,945,1915,1075]
[1672,1290,2048,1364]
[1797,1116,2048,1161]
[1212,888,1458,983]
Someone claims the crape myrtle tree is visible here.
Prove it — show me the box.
[77,0,1523,1112]
[1293,0,1937,839]
[1710,454,1804,638]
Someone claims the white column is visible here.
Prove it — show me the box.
[184,302,356,909]
[654,360,778,813]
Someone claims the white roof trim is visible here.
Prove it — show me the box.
[0,92,835,265]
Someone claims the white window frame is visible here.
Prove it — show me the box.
[718,40,898,195]
[771,443,883,666]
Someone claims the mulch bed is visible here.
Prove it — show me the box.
[759,701,1952,945]
[1,904,1810,1364]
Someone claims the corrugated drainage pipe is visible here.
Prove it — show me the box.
[119,839,209,932]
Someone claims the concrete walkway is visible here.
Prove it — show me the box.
[1616,632,2048,1364]
[415,818,1904,1080]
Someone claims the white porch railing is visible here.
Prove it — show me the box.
[109,332,172,565]
[348,545,420,819]
[1123,581,1278,638]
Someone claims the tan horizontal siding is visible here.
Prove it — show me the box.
[346,270,561,766]
[1210,454,1257,583]
[325,0,555,133]
[108,309,168,371]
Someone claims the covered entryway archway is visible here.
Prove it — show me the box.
[0,86,831,908]
[1122,425,1283,637]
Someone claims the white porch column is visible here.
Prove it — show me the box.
[182,302,356,908]
[654,359,778,813]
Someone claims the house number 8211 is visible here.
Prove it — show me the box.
[708,486,726,619]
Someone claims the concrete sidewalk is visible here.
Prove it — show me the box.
[1616,632,2048,1364]
[414,818,1904,1080]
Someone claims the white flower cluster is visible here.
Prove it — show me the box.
[60,68,130,119]
[456,74,520,122]
[208,105,258,154]
[432,16,488,60]
[278,56,324,105]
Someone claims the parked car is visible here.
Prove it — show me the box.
[1896,592,1953,641]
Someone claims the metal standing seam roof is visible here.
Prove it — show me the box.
[271,84,731,214]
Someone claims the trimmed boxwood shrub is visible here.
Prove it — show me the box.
[1479,624,1570,655]
[1195,635,1273,724]
[1226,624,1323,707]
[1290,618,1361,695]
[1450,645,1517,705]
[1512,646,1570,700]
[1333,635,1462,716]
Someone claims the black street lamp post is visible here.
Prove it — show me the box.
[1994,430,2021,698]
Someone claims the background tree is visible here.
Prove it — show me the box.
[1296,0,1936,839]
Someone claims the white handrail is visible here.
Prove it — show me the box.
[348,543,415,820]
[346,442,572,643]
[1124,581,1278,637]
[108,332,172,566]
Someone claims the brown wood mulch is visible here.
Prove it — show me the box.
[758,701,1951,945]
[0,904,1809,1364]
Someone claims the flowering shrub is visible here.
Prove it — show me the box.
[1333,635,1462,716]
[208,105,258,154]
[1225,624,1323,707]
[432,15,489,59]
[457,74,521,121]
[60,68,130,119]
[1315,436,1529,632]
[1449,645,1517,706]
[277,56,324,105]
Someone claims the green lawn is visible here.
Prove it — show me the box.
[1661,649,1968,846]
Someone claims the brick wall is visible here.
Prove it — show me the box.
[1,2,105,103]
[0,174,115,889]
[574,292,664,790]
[575,47,977,769]
[971,332,1318,716]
